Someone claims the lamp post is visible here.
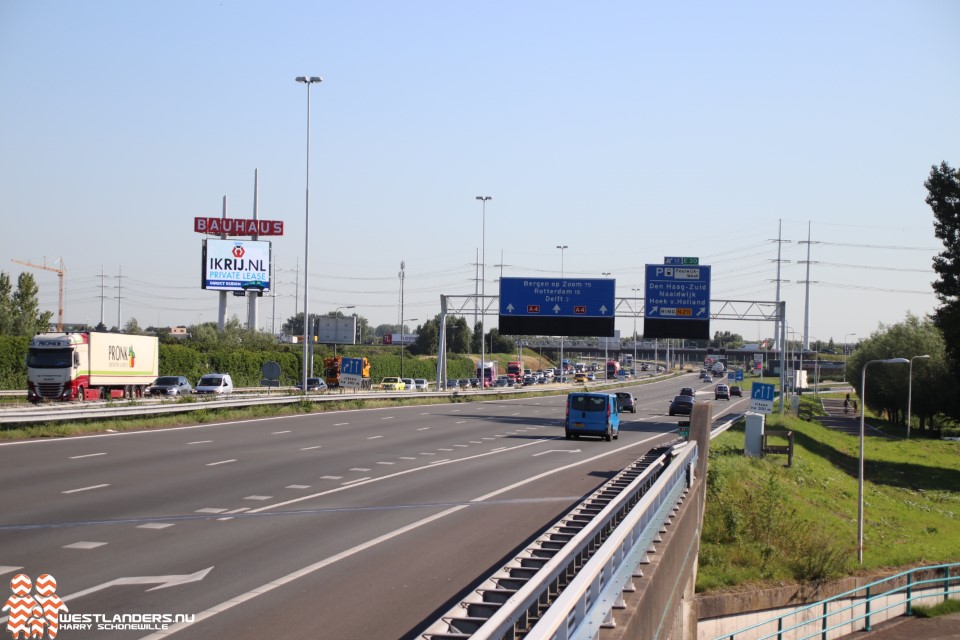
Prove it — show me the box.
[557,245,568,376]
[332,305,356,358]
[631,287,640,372]
[907,354,931,439]
[844,333,857,381]
[858,357,909,563]
[400,318,418,378]
[476,196,492,385]
[296,75,322,393]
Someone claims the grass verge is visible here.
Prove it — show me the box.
[698,395,960,592]
[913,598,960,617]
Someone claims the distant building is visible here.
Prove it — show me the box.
[170,326,190,338]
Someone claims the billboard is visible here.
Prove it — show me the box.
[316,316,357,345]
[202,239,272,292]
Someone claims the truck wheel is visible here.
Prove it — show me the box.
[78,386,86,401]
[125,385,133,398]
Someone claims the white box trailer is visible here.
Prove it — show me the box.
[27,332,159,402]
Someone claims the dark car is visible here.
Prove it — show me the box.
[668,395,695,416]
[680,386,696,398]
[469,377,481,388]
[445,379,460,389]
[730,385,743,397]
[715,384,730,400]
[459,379,472,389]
[615,391,637,413]
[296,377,327,391]
[147,375,192,397]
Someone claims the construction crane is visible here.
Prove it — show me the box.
[11,258,65,331]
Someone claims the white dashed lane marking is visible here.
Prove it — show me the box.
[69,452,106,459]
[62,484,109,494]
[63,541,106,549]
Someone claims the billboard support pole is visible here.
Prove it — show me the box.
[247,169,260,331]
[218,196,228,331]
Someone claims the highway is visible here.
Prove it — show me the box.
[0,373,748,639]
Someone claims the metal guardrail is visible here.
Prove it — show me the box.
[421,412,740,640]
[715,562,960,640]
[420,445,687,639]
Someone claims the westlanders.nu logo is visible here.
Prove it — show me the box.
[2,574,68,639]
[2,573,195,637]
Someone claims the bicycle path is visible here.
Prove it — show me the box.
[818,397,895,438]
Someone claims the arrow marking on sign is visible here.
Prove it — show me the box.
[553,305,561,314]
[599,305,608,314]
[696,307,706,316]
[506,304,514,313]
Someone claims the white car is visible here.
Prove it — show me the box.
[401,377,416,390]
[413,378,428,391]
[195,373,234,395]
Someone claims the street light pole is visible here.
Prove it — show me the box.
[858,357,909,563]
[557,245,568,377]
[476,196,492,386]
[631,287,640,372]
[844,332,857,381]
[296,75,322,393]
[907,354,931,439]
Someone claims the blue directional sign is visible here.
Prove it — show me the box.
[499,277,615,318]
[749,382,776,414]
[751,383,776,402]
[499,277,616,337]
[735,369,744,382]
[341,357,364,376]
[644,264,710,320]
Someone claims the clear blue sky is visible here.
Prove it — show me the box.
[2,0,957,346]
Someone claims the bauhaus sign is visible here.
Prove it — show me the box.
[194,217,284,236]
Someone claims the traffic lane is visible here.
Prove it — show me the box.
[0,423,613,592]
[0,401,567,523]
[0,383,697,530]
[0,425,566,569]
[134,432,673,639]
[16,431,668,639]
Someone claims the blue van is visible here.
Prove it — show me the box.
[565,392,620,441]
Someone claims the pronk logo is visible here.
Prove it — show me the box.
[231,243,245,259]
[2,574,68,639]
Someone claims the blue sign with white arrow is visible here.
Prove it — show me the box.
[644,264,711,320]
[499,277,616,318]
[341,357,364,376]
[751,383,775,402]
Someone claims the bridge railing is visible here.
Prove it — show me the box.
[714,561,960,640]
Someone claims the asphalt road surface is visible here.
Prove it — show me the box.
[0,373,746,639]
